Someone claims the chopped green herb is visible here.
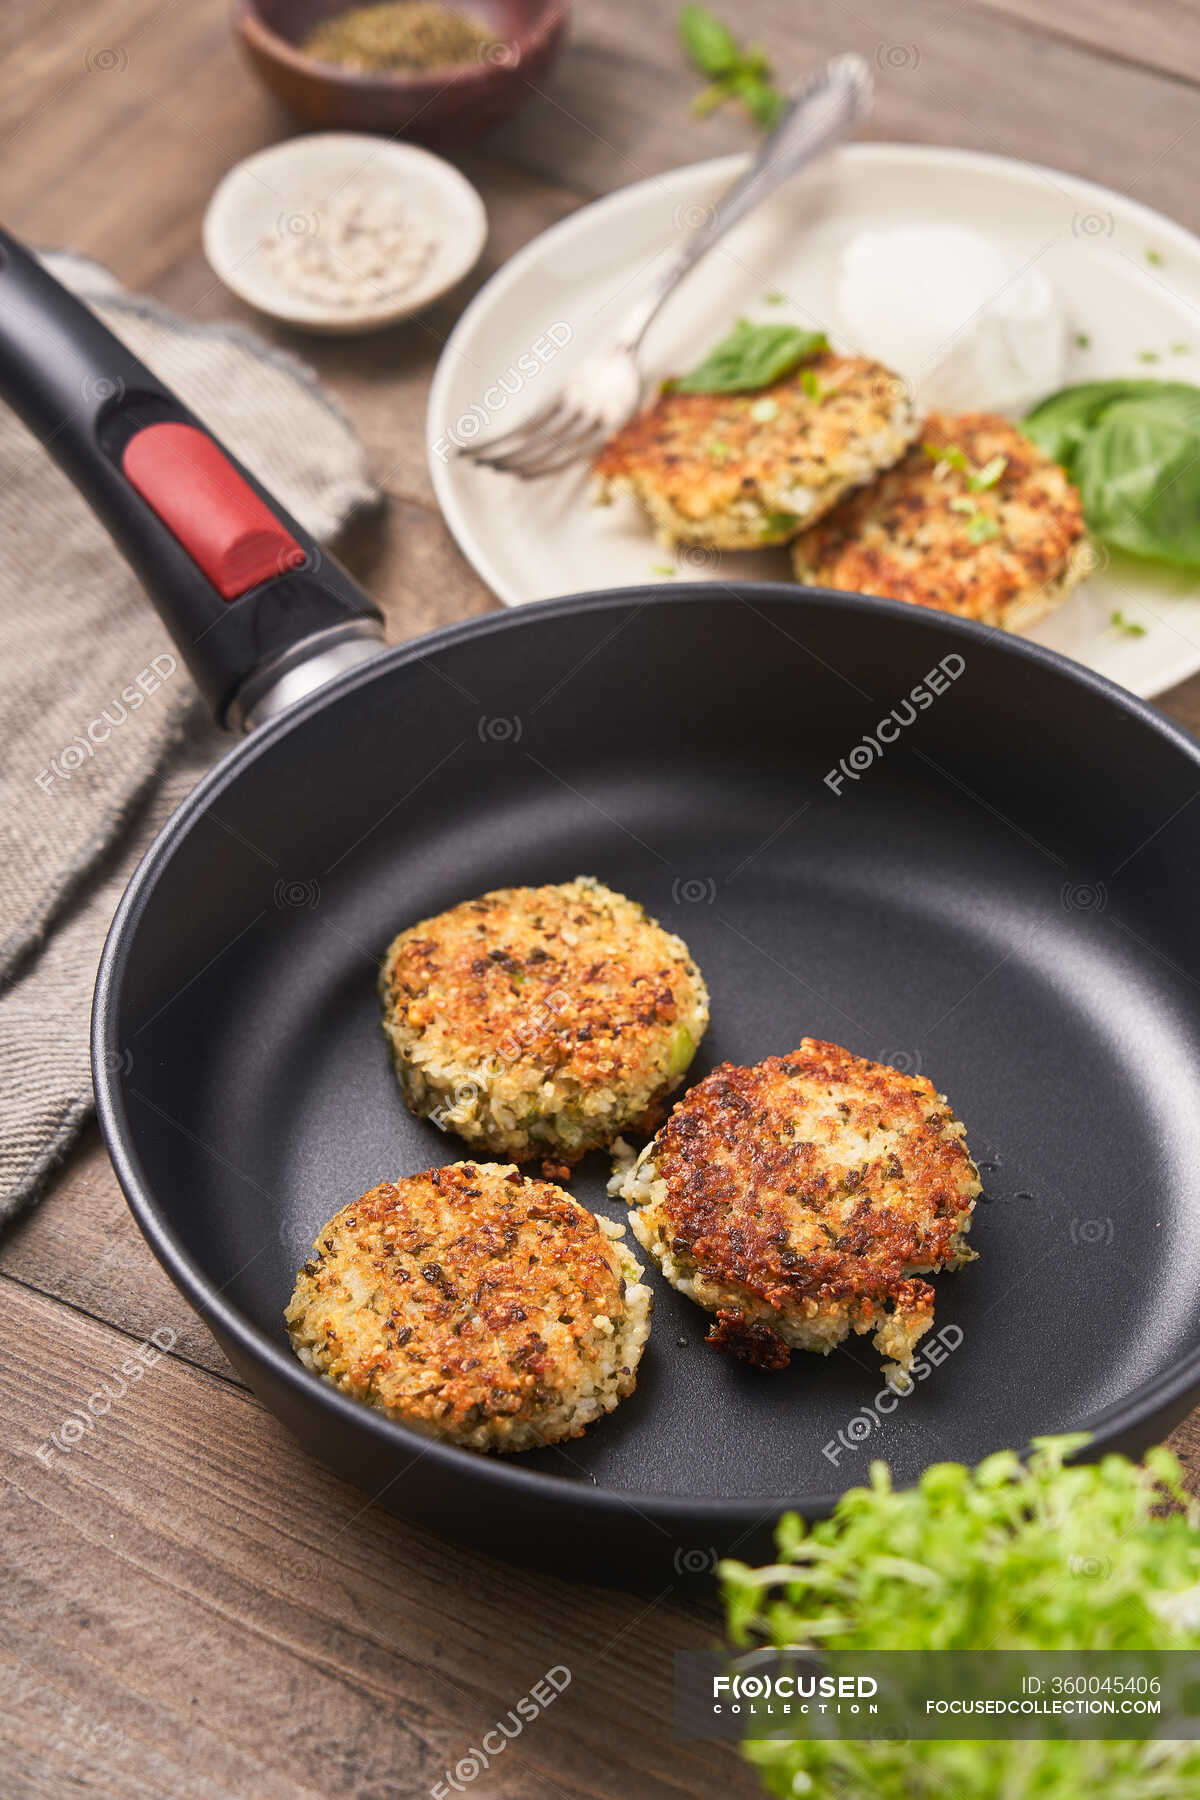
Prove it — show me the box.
[1147,247,1165,265]
[1172,342,1191,355]
[949,495,999,540]
[1111,608,1146,637]
[968,453,1007,491]
[706,438,733,459]
[676,318,829,394]
[760,510,799,539]
[923,441,970,475]
[722,1436,1200,1798]
[1138,349,1161,363]
[1074,331,1091,349]
[651,562,677,577]
[799,368,824,402]
[678,6,784,131]
[749,397,779,422]
[926,443,1006,492]
[967,512,1000,544]
[763,287,785,305]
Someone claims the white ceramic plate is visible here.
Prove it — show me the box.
[428,143,1200,699]
[204,133,486,334]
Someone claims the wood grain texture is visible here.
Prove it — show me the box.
[0,1281,750,1800]
[969,0,1200,87]
[489,0,1200,230]
[5,0,1200,1793]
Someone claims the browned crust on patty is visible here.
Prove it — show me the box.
[378,877,709,1162]
[792,410,1089,628]
[618,1040,979,1377]
[285,1162,650,1450]
[650,1044,975,1310]
[593,352,917,547]
[706,1309,791,1371]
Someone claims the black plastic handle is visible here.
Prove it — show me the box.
[0,226,382,727]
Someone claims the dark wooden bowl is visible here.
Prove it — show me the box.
[232,0,569,146]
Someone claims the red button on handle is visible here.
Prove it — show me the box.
[121,422,305,601]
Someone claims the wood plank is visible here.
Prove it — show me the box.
[0,1131,237,1384]
[0,1280,755,1800]
[490,0,1200,234]
[970,0,1200,89]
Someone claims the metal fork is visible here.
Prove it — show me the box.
[461,52,873,480]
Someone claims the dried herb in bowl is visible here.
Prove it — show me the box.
[303,2,498,74]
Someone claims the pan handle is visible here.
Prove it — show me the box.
[0,226,384,729]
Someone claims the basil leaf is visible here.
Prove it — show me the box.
[1023,380,1186,465]
[676,318,829,393]
[1025,380,1200,569]
[732,69,785,128]
[678,4,740,76]
[1076,394,1200,567]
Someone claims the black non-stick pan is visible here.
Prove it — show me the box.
[4,226,1200,1581]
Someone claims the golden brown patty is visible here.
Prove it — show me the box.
[792,410,1091,630]
[593,352,917,549]
[612,1041,980,1379]
[379,876,710,1164]
[285,1162,653,1453]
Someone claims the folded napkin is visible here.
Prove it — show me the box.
[0,252,378,1218]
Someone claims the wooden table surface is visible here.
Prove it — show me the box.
[5,3,1200,1794]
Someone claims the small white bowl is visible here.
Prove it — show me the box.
[202,132,487,334]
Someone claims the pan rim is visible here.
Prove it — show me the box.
[93,582,1200,1525]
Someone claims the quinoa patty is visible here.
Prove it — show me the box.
[593,352,917,549]
[379,877,710,1164]
[792,410,1091,631]
[286,1162,653,1453]
[612,1041,979,1380]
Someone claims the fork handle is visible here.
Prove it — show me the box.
[620,52,873,351]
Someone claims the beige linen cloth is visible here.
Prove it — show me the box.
[0,251,378,1218]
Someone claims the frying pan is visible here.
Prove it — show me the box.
[4,226,1200,1582]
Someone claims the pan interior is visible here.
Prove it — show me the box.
[107,591,1200,1505]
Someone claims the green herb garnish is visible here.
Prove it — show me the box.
[923,441,970,474]
[967,512,1000,543]
[924,443,1004,490]
[651,562,677,577]
[676,318,828,394]
[722,1436,1200,1797]
[799,368,824,402]
[1111,608,1146,636]
[1024,378,1200,569]
[969,454,1007,491]
[760,510,799,539]
[1138,349,1161,363]
[1075,331,1091,349]
[1172,342,1191,355]
[679,5,785,130]
[1147,247,1165,265]
[763,287,785,305]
